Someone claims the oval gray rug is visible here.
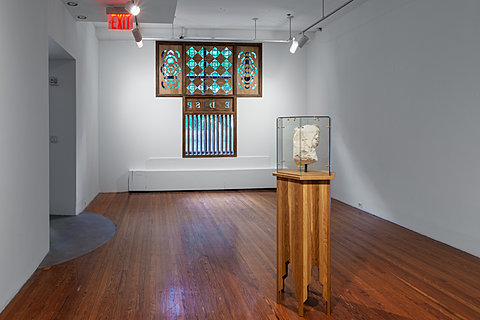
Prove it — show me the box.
[39,212,116,268]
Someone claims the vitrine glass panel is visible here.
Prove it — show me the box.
[276,116,331,176]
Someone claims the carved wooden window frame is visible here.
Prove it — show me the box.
[156,42,262,158]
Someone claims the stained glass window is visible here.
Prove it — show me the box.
[184,45,234,95]
[235,45,262,96]
[183,98,235,157]
[155,42,262,158]
[156,43,183,96]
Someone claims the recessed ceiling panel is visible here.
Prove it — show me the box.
[63,0,177,23]
[64,0,367,32]
[174,0,362,31]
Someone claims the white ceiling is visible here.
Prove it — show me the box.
[64,0,177,23]
[64,0,366,31]
[175,0,356,31]
[48,37,74,60]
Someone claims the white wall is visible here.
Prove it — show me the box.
[99,40,307,192]
[48,0,100,213]
[0,0,49,312]
[306,0,480,257]
[0,0,99,312]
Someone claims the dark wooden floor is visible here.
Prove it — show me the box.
[1,190,479,319]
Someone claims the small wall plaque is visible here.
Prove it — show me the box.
[49,76,59,86]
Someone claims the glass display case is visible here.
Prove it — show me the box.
[276,116,331,176]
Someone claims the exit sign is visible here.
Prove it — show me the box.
[108,13,133,30]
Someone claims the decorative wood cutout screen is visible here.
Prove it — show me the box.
[156,42,262,157]
[185,45,234,95]
[156,43,183,96]
[235,45,262,97]
[183,97,236,157]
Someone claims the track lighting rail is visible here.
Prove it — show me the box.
[120,0,358,47]
[142,37,288,43]
[301,0,356,33]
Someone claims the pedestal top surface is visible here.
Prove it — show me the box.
[273,169,335,181]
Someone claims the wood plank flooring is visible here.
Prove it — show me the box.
[1,190,479,319]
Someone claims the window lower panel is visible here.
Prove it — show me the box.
[184,114,235,156]
[183,97,236,158]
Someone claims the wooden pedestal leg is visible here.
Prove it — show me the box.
[277,178,289,303]
[298,302,304,317]
[277,235,286,303]
[277,261,288,303]
[319,182,331,315]
[325,284,331,315]
[292,182,311,317]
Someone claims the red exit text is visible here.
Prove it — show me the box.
[108,13,133,30]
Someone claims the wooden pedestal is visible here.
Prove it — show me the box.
[273,170,335,316]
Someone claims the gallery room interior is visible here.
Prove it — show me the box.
[1,0,479,318]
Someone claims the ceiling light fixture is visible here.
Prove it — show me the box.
[289,38,298,54]
[77,15,87,20]
[301,0,356,34]
[125,1,140,16]
[252,17,258,40]
[179,27,185,39]
[132,18,143,48]
[287,14,293,41]
[297,33,309,48]
[287,14,299,54]
[288,16,310,53]
[66,1,78,6]
[289,0,357,53]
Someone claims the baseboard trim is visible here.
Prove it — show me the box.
[128,168,276,191]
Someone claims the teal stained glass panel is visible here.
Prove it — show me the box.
[221,47,232,58]
[221,60,232,69]
[157,43,183,96]
[236,45,261,96]
[210,59,220,70]
[184,45,234,95]
[160,49,181,90]
[186,59,197,69]
[210,47,220,58]
[186,47,197,57]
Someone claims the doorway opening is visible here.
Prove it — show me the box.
[48,37,76,216]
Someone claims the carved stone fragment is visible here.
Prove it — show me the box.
[293,124,320,166]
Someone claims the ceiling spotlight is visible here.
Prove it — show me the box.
[66,1,78,6]
[77,15,87,20]
[132,27,143,48]
[297,33,309,48]
[287,14,299,54]
[125,1,140,16]
[289,37,299,54]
